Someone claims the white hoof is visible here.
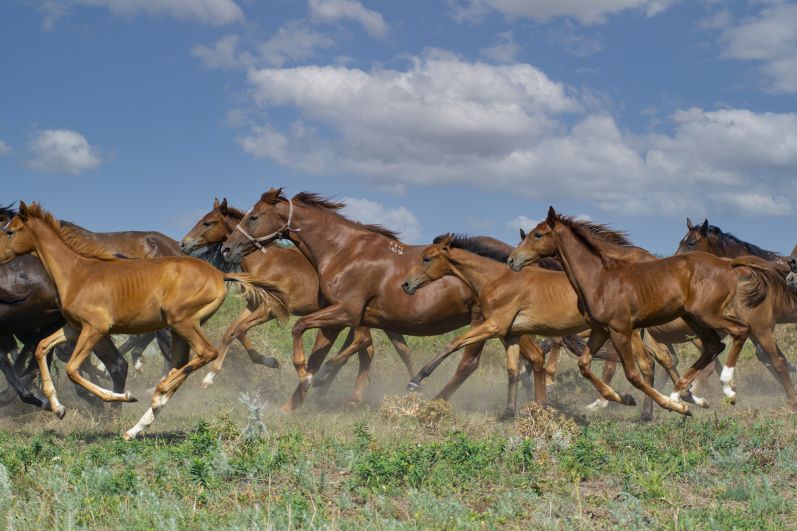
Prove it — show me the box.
[134,358,145,373]
[201,372,216,388]
[720,365,735,385]
[585,398,609,411]
[669,392,683,404]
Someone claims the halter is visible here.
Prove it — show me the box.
[235,199,300,254]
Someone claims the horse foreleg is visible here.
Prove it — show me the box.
[0,334,45,408]
[64,327,135,405]
[385,330,415,378]
[349,343,375,405]
[33,328,68,418]
[499,336,522,419]
[542,337,565,386]
[284,324,344,412]
[91,336,130,411]
[751,328,797,410]
[314,327,373,396]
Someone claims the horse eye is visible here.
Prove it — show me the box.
[534,232,542,239]
[688,241,695,247]
[423,256,431,263]
[202,222,212,227]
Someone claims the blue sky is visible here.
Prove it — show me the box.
[2,0,796,254]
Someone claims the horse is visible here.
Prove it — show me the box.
[677,217,797,392]
[220,189,546,413]
[1,202,288,439]
[401,234,689,419]
[507,207,790,415]
[181,198,417,404]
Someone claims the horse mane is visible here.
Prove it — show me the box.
[0,202,17,220]
[732,257,797,311]
[191,242,241,274]
[23,203,123,261]
[706,225,782,261]
[555,215,635,269]
[291,191,401,241]
[222,205,246,220]
[436,233,512,263]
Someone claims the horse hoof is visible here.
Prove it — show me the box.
[263,356,280,369]
[125,392,138,403]
[122,431,135,441]
[406,381,420,392]
[55,405,66,419]
[683,407,693,417]
[621,394,636,406]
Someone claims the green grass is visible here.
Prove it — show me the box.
[1,296,797,529]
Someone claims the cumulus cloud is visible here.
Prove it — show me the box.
[192,35,244,69]
[72,0,243,25]
[719,2,797,92]
[27,129,102,175]
[0,140,10,156]
[342,197,421,242]
[480,31,520,63]
[506,215,540,232]
[238,52,797,218]
[40,1,70,31]
[450,0,676,25]
[308,0,389,37]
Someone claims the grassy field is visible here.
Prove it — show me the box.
[1,297,797,529]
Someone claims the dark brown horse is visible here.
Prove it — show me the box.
[181,198,416,404]
[507,208,782,415]
[677,218,792,268]
[220,189,545,413]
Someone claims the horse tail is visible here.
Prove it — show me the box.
[730,255,785,308]
[224,273,289,325]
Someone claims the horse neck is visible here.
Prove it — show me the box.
[285,203,362,270]
[221,215,242,240]
[553,224,607,308]
[26,218,85,297]
[446,248,507,295]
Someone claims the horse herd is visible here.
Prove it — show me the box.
[1,190,797,440]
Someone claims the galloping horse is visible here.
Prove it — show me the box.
[677,217,797,397]
[181,198,416,404]
[401,234,689,419]
[221,189,547,413]
[507,208,784,415]
[1,202,288,439]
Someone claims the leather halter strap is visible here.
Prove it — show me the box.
[234,199,300,254]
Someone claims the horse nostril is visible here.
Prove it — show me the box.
[507,257,514,266]
[179,242,186,251]
[221,246,231,257]
[401,281,410,290]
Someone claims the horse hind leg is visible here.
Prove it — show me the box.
[125,321,217,440]
[385,330,415,378]
[0,335,44,408]
[752,328,797,410]
[64,327,136,405]
[349,343,375,405]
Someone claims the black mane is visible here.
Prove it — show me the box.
[436,233,512,262]
[191,242,241,273]
[0,201,17,220]
[707,224,782,261]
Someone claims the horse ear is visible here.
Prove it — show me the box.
[18,201,28,220]
[686,217,693,230]
[519,228,527,240]
[213,197,220,209]
[439,233,453,249]
[546,206,557,228]
[261,187,284,204]
[700,219,709,234]
[219,198,228,214]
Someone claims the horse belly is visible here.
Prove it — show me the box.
[510,310,585,337]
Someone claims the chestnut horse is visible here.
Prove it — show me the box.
[1,202,288,439]
[507,208,784,415]
[677,217,797,397]
[181,198,416,404]
[402,234,689,419]
[221,189,547,413]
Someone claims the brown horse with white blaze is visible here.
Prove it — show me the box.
[507,207,784,415]
[1,202,288,439]
[221,189,547,413]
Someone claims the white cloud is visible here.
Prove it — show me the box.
[718,2,797,92]
[308,0,389,37]
[27,129,102,175]
[40,1,70,31]
[257,22,334,67]
[239,52,797,218]
[0,140,10,156]
[192,35,243,69]
[506,215,540,232]
[341,197,421,243]
[480,31,520,64]
[450,0,676,25]
[73,0,243,25]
